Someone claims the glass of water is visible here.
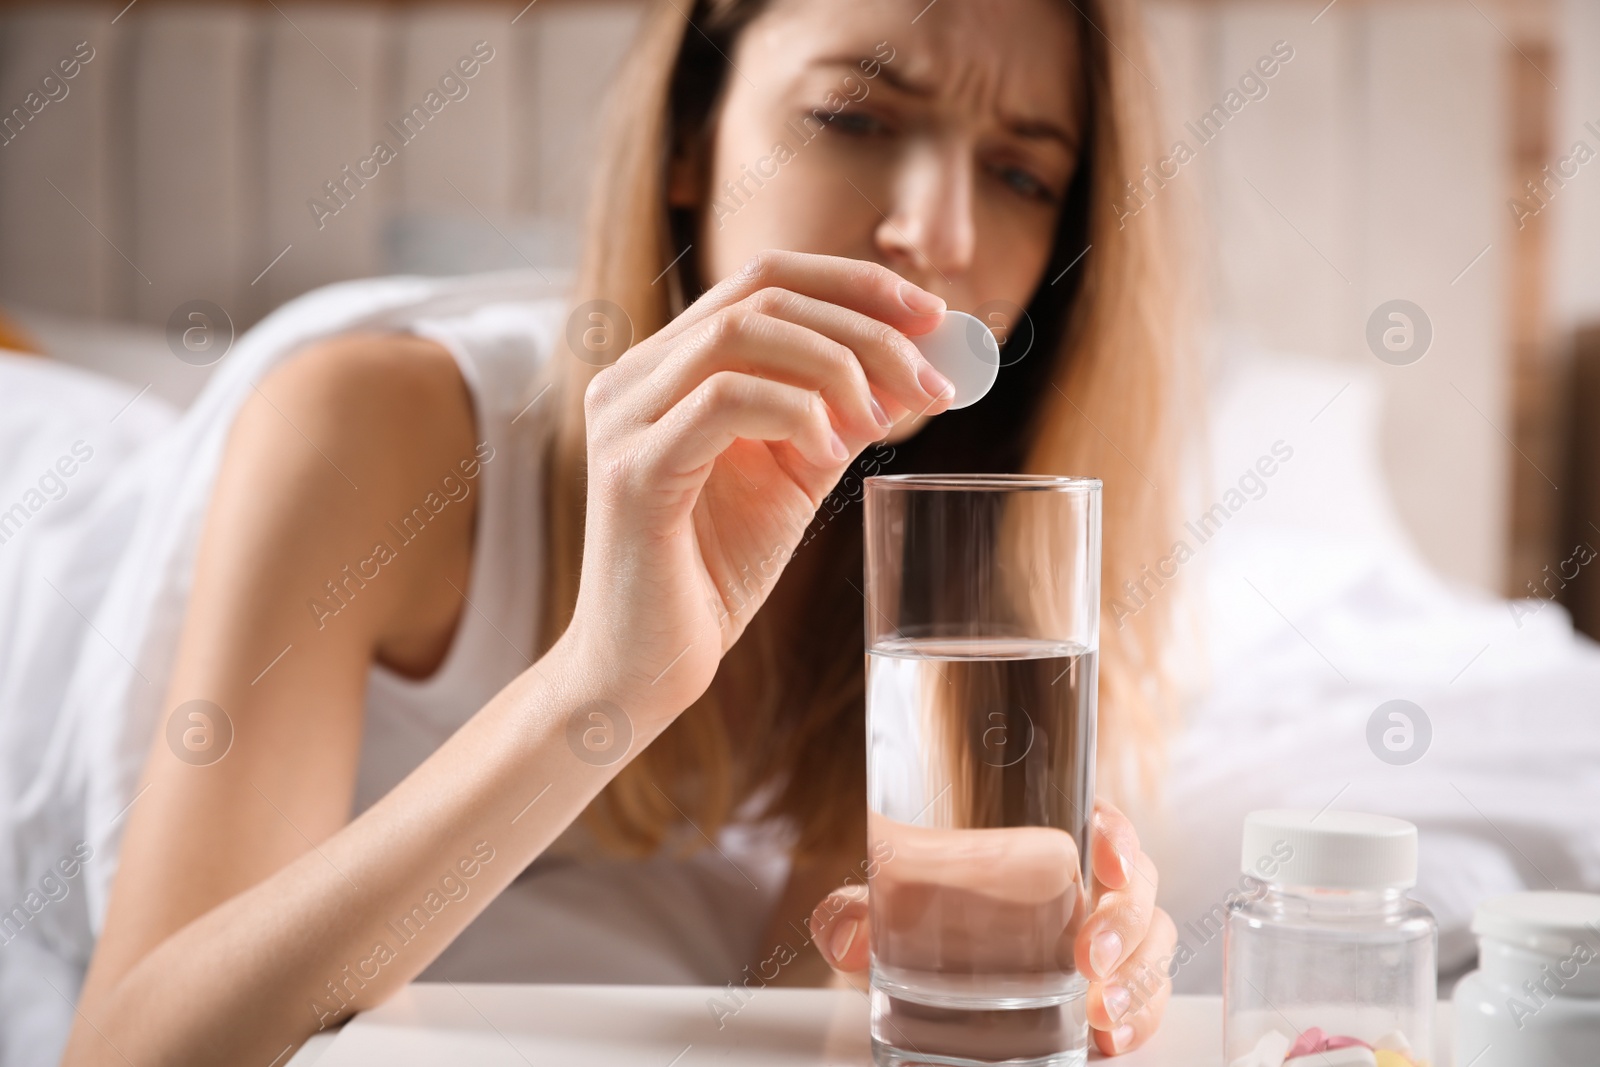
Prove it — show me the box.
[863,474,1101,1067]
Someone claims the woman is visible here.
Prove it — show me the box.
[14,0,1193,1062]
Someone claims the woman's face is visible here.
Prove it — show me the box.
[689,0,1083,442]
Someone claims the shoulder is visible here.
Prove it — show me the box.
[255,330,473,438]
[233,331,479,497]
[229,326,481,531]
[208,331,481,644]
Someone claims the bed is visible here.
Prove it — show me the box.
[1,0,1594,1009]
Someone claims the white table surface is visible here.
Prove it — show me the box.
[284,986,1456,1066]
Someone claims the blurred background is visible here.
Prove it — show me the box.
[1,0,1596,995]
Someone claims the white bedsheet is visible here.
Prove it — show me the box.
[1148,349,1600,994]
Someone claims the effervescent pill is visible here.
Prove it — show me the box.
[911,310,1000,410]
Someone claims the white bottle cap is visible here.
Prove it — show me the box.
[1472,891,1600,957]
[1241,809,1418,890]
[911,310,1000,410]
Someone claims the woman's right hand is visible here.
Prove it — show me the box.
[561,250,955,722]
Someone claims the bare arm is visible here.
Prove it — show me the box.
[64,334,654,1065]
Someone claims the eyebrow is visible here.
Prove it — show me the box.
[1001,116,1080,154]
[807,57,1079,153]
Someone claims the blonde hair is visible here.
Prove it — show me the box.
[538,0,1199,862]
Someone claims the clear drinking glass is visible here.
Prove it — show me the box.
[863,474,1102,1067]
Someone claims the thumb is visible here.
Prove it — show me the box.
[807,884,871,973]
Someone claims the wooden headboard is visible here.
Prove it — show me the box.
[0,1,646,326]
[0,0,1578,606]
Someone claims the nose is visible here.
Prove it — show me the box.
[875,139,976,286]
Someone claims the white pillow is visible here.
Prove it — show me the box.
[1192,347,1455,669]
[1204,344,1420,555]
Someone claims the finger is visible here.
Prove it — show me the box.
[1090,908,1176,1056]
[658,250,947,351]
[1091,800,1140,893]
[633,307,889,446]
[807,884,871,973]
[1076,839,1158,983]
[648,371,848,480]
[742,287,953,420]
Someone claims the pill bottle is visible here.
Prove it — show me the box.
[1453,891,1600,1067]
[1223,810,1437,1067]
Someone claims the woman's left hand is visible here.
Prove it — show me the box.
[808,799,1176,1056]
[1074,800,1176,1055]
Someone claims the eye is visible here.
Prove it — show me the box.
[821,109,887,136]
[992,163,1055,203]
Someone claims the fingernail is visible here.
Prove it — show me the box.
[916,360,954,402]
[829,430,850,461]
[869,394,893,429]
[1111,1025,1134,1052]
[898,281,945,315]
[1102,984,1131,1022]
[829,918,860,962]
[1090,930,1122,978]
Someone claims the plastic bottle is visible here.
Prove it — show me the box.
[1223,810,1437,1067]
